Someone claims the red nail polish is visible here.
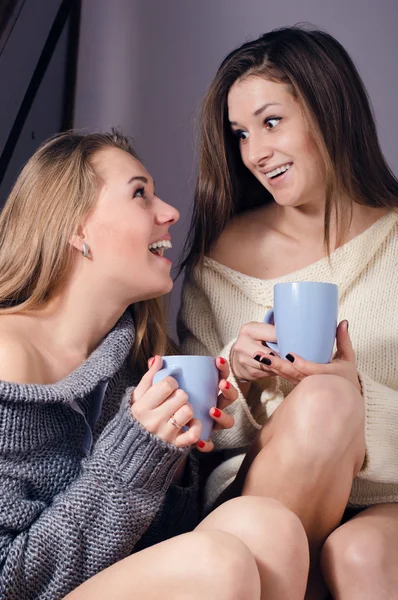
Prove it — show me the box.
[224,381,230,390]
[148,357,155,368]
[197,440,205,448]
[213,408,221,418]
[219,357,226,364]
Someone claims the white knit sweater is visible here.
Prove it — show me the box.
[179,212,398,509]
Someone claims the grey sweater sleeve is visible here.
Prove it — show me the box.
[0,390,190,600]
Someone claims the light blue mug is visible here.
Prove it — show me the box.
[264,281,338,364]
[153,355,218,440]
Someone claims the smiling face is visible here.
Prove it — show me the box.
[227,76,326,210]
[80,147,179,304]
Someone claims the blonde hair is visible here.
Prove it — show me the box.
[0,129,170,373]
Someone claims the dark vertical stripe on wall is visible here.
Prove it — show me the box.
[62,0,81,130]
[0,0,78,185]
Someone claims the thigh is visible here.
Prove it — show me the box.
[322,503,398,597]
[64,529,259,600]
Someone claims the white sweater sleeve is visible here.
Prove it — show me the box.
[357,371,398,482]
[179,273,281,449]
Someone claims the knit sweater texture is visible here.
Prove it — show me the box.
[179,211,398,510]
[0,312,199,600]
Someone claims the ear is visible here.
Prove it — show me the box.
[69,223,88,253]
[69,233,86,253]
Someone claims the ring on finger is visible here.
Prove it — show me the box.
[169,415,182,430]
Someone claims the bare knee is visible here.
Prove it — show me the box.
[191,530,261,600]
[200,496,309,569]
[322,524,387,585]
[295,374,363,427]
[282,375,364,455]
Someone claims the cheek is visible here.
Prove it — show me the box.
[304,138,325,180]
[90,219,147,259]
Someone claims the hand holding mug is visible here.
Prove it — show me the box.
[261,320,361,391]
[131,356,202,448]
[230,321,278,382]
[134,355,236,450]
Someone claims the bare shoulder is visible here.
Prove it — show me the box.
[0,317,43,384]
[208,205,275,271]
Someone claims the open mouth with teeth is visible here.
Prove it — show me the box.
[148,239,172,257]
[265,163,292,179]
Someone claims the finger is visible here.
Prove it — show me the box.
[216,356,230,380]
[280,352,323,376]
[255,353,277,373]
[239,321,278,344]
[336,320,356,362]
[210,407,234,431]
[237,340,277,375]
[135,374,179,410]
[171,402,194,428]
[174,418,202,448]
[155,388,189,418]
[133,355,164,401]
[262,353,307,383]
[195,438,215,453]
[217,380,238,410]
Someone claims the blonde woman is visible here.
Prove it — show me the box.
[0,131,309,600]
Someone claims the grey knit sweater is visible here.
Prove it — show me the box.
[0,312,199,600]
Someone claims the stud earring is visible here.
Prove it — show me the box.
[82,242,90,258]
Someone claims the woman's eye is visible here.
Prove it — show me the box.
[265,117,282,130]
[133,187,145,198]
[233,129,249,141]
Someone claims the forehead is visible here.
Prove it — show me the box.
[94,147,150,185]
[227,76,293,118]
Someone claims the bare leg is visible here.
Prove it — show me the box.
[64,529,261,600]
[198,496,309,600]
[321,504,398,599]
[221,375,365,599]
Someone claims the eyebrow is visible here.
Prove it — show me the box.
[127,175,149,185]
[229,102,282,126]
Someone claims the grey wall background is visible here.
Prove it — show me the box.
[0,0,76,205]
[75,0,398,340]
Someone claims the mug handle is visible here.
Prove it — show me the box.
[153,366,183,385]
[263,308,280,354]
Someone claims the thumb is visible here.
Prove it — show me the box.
[132,355,163,402]
[336,320,356,362]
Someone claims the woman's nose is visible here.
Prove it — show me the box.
[247,134,273,167]
[154,197,180,225]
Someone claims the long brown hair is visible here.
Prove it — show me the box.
[181,25,398,273]
[0,130,170,373]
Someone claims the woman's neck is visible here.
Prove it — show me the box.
[31,275,129,361]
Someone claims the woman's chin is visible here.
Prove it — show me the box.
[144,279,174,301]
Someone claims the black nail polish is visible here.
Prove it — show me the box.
[261,357,272,366]
[254,355,261,362]
[286,354,295,363]
[269,352,275,356]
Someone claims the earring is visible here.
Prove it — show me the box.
[82,242,90,258]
